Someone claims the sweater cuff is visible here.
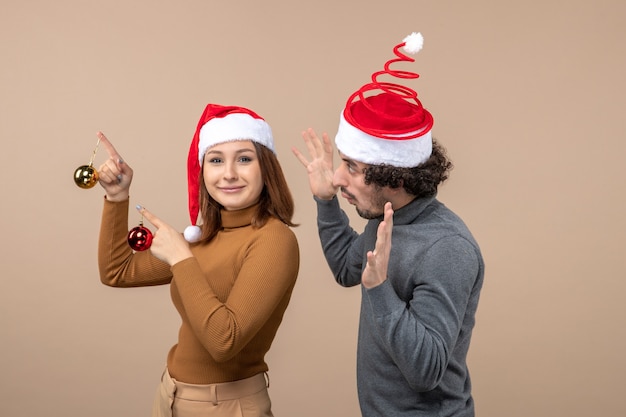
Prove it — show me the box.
[170,256,198,274]
[103,195,130,206]
[364,280,401,318]
[314,194,340,216]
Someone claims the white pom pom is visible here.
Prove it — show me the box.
[402,32,424,55]
[184,225,202,243]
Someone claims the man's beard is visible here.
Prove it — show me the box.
[356,207,382,219]
[354,186,387,220]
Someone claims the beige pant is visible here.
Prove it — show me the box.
[151,368,273,417]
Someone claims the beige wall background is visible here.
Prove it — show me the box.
[2,0,625,416]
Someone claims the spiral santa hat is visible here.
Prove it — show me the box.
[335,32,434,168]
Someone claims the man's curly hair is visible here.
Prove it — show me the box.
[363,138,453,198]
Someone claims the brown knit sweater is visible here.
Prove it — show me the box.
[98,198,299,384]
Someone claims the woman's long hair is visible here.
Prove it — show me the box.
[196,142,297,243]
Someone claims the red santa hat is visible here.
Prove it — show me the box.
[335,32,434,168]
[184,103,275,242]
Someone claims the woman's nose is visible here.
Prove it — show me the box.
[223,162,238,179]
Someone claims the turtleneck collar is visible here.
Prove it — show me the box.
[389,194,437,226]
[220,203,259,229]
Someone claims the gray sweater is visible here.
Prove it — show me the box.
[316,195,484,417]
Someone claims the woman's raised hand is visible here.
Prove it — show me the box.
[96,131,134,202]
[137,205,193,266]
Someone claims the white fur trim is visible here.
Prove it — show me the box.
[198,113,274,164]
[402,32,424,55]
[335,112,432,168]
[184,225,202,242]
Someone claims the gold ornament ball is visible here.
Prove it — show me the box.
[74,165,99,189]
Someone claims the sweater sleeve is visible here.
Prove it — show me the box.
[171,222,299,362]
[315,196,364,287]
[363,235,481,392]
[98,197,172,287]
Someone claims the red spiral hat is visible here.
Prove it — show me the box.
[335,32,434,168]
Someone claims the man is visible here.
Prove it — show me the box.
[292,32,485,417]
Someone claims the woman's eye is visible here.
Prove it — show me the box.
[207,158,222,164]
[239,156,253,163]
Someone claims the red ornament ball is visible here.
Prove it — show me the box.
[127,225,153,251]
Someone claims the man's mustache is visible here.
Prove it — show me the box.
[341,188,356,200]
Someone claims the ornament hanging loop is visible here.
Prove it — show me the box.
[87,136,101,167]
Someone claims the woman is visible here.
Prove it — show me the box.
[96,104,300,417]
